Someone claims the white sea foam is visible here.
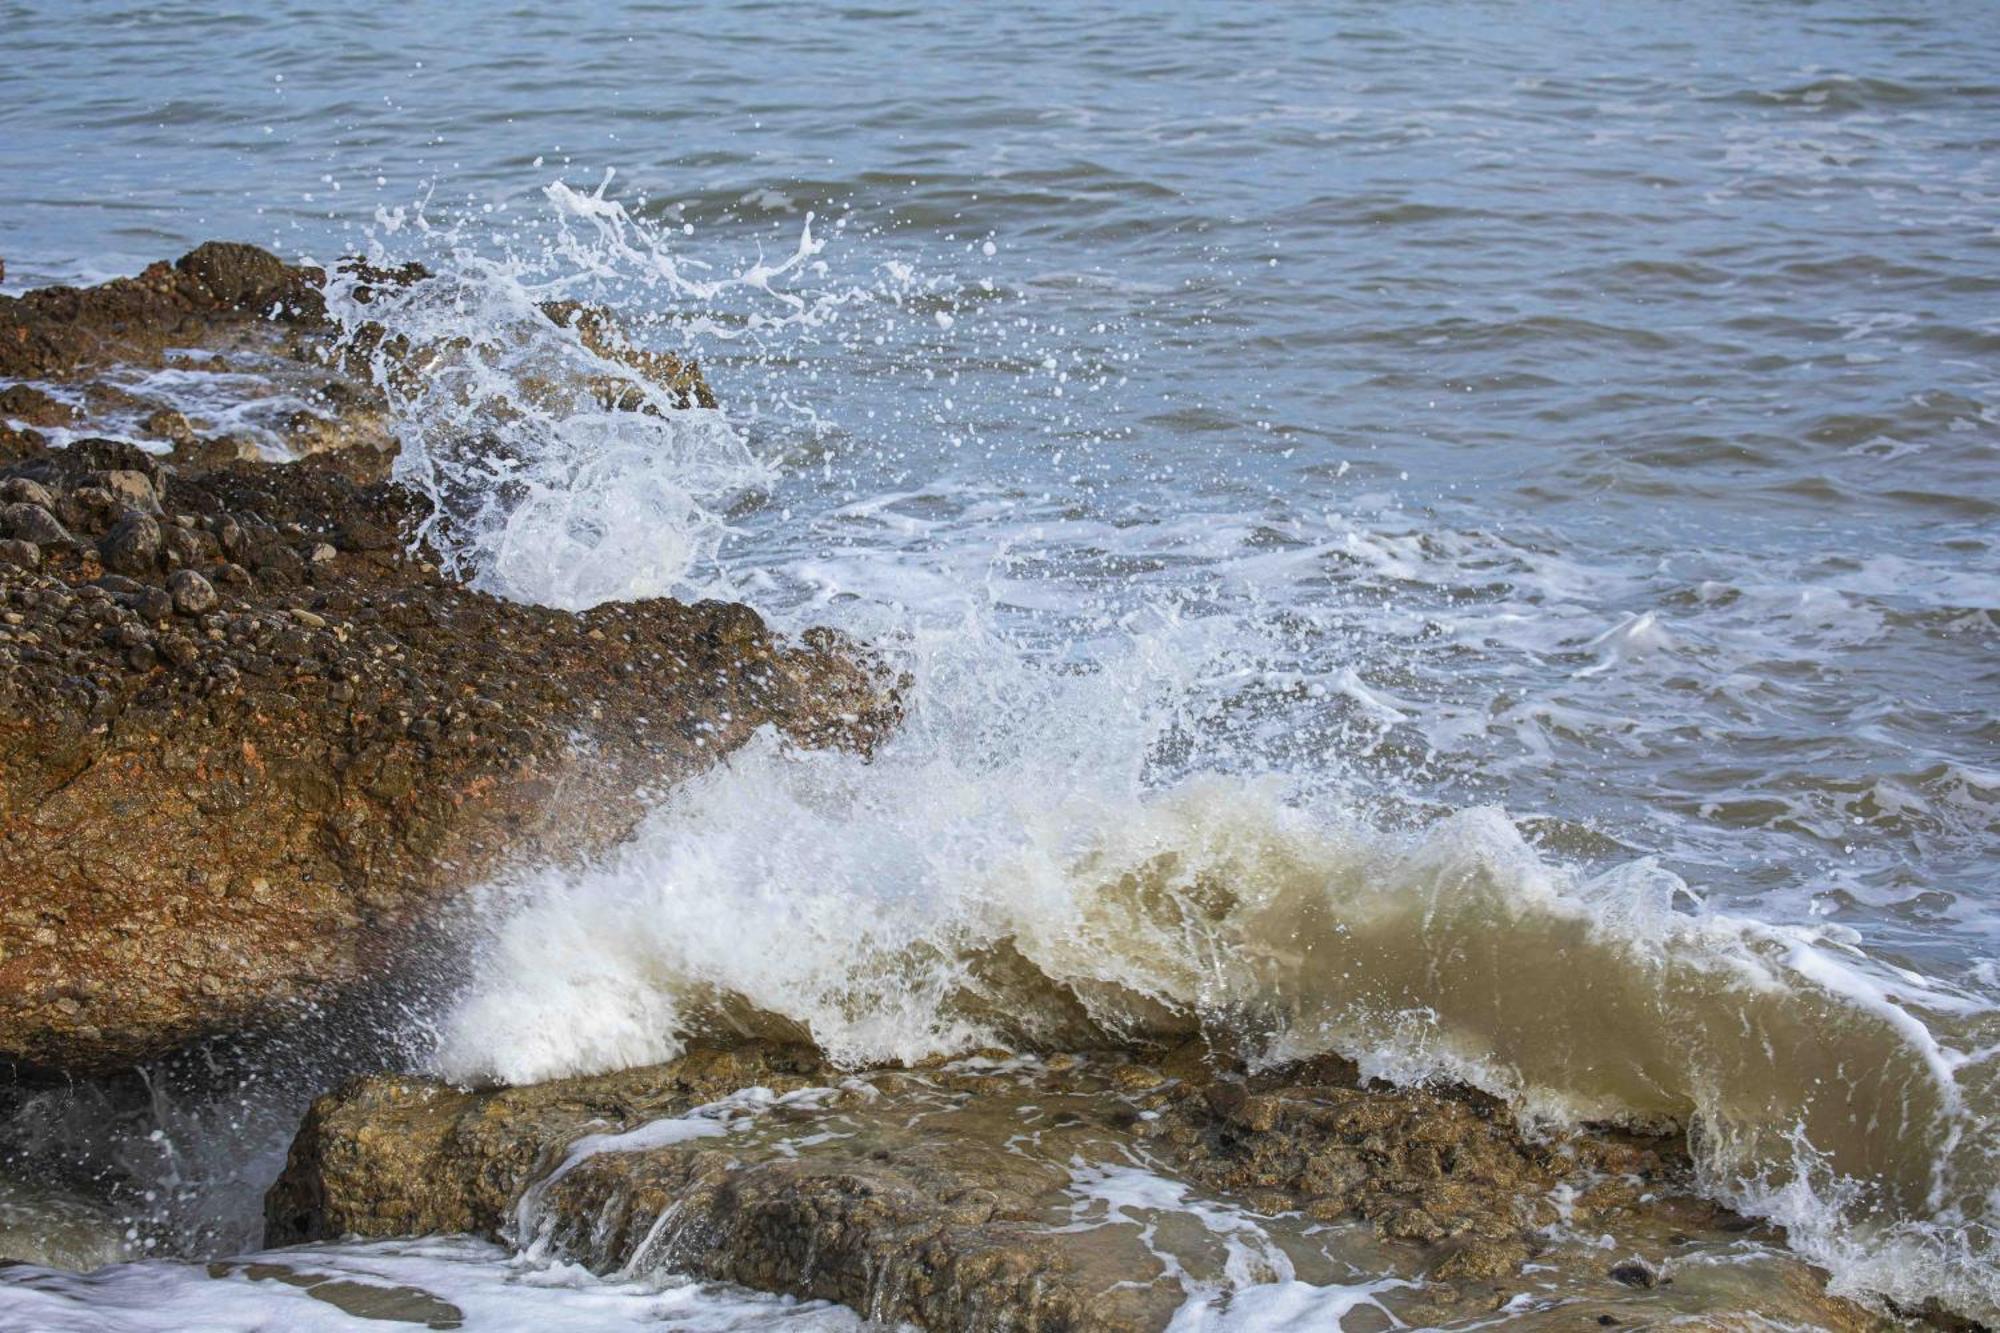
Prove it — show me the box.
[1059,1159,1298,1290]
[0,1235,867,1332]
[1164,1277,1409,1332]
[321,260,766,609]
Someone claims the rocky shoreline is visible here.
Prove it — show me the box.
[268,1043,1890,1331]
[0,245,900,1072]
[0,248,1933,1330]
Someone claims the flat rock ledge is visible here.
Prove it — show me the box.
[0,250,901,1072]
[267,1043,1887,1333]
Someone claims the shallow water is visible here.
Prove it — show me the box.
[3,0,1998,1325]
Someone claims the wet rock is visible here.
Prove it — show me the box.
[0,250,895,1072]
[0,502,72,547]
[139,409,195,447]
[1610,1256,1660,1288]
[540,300,718,411]
[98,510,162,575]
[271,1047,1169,1331]
[181,433,263,469]
[268,1048,1887,1333]
[166,569,217,616]
[0,384,73,429]
[0,437,902,1073]
[176,240,320,316]
[0,243,323,383]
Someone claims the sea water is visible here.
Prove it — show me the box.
[2,0,1997,1325]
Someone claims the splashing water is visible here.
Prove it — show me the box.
[306,183,2000,1321]
[7,0,2000,1323]
[319,175,874,609]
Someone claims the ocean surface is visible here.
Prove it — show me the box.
[2,0,1998,1326]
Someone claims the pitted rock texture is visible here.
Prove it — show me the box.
[0,243,326,386]
[266,1046,1885,1333]
[0,252,895,1073]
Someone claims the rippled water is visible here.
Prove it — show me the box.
[4,0,1999,1326]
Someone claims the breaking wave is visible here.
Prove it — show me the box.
[326,189,2000,1322]
[432,640,1999,1319]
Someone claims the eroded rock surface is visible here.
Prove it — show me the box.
[0,253,899,1072]
[268,1045,1889,1332]
[0,243,325,386]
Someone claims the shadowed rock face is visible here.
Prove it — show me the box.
[266,1045,1889,1333]
[0,251,901,1073]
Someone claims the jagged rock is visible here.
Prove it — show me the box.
[0,253,900,1073]
[267,1046,1887,1333]
[175,241,314,315]
[0,243,323,383]
[540,300,718,411]
[0,442,901,1071]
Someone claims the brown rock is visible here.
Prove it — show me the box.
[0,448,899,1071]
[267,1048,1893,1333]
[271,1047,1170,1331]
[0,250,896,1072]
[0,384,74,429]
[176,241,321,316]
[0,243,323,383]
[166,568,218,615]
[139,409,195,447]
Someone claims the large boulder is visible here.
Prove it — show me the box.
[0,250,895,1073]
[0,441,897,1070]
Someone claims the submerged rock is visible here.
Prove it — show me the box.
[268,1045,1889,1333]
[0,385,74,430]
